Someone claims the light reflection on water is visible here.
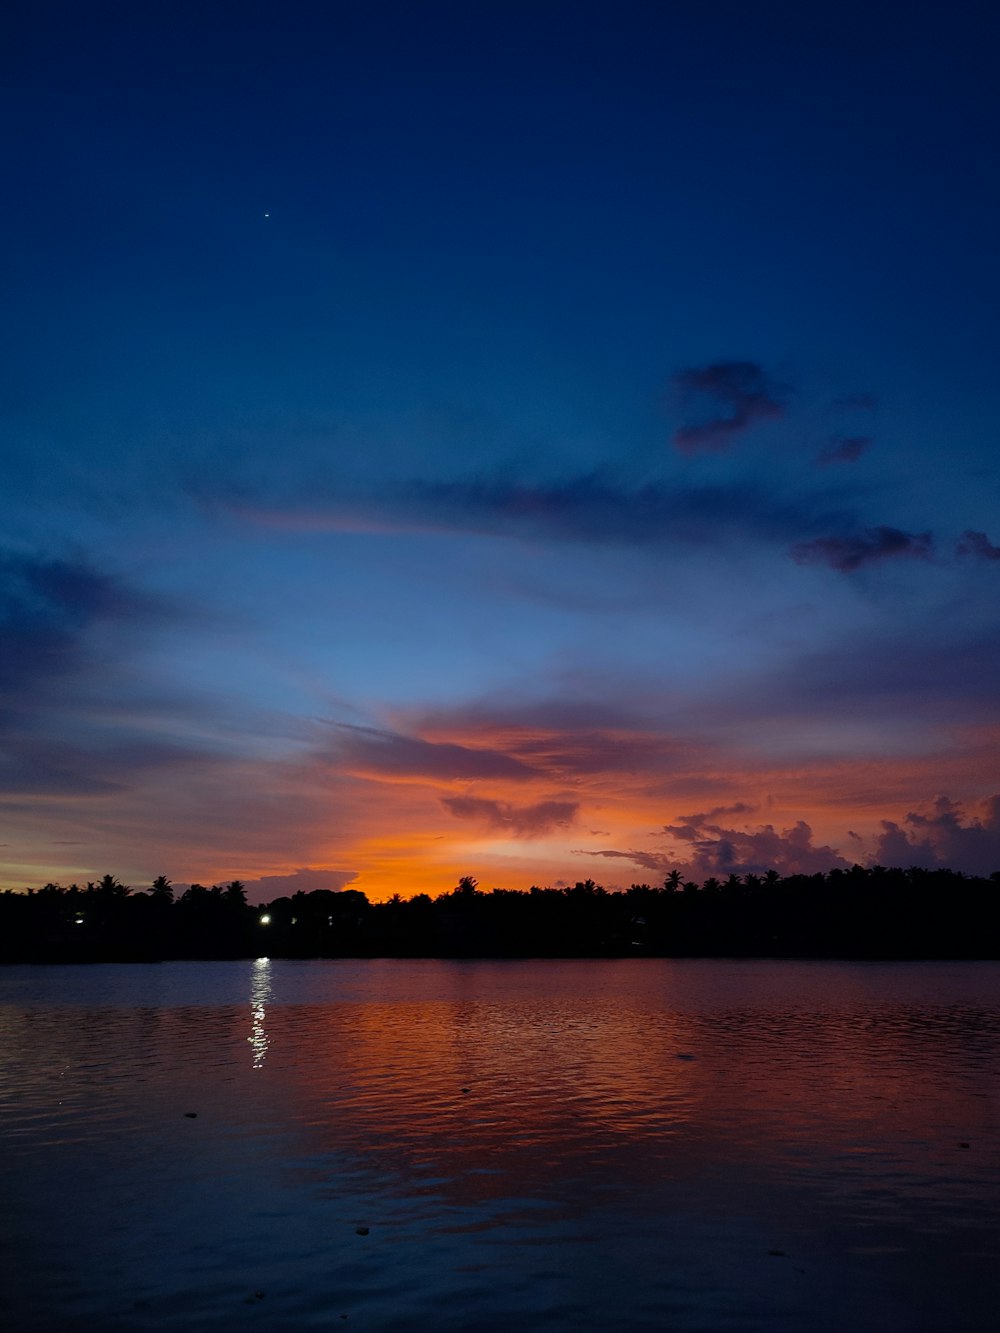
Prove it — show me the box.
[248,957,271,1069]
[0,959,998,1331]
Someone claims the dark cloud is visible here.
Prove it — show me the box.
[409,702,706,782]
[584,847,674,874]
[672,360,788,454]
[511,730,694,778]
[662,812,850,878]
[673,802,756,824]
[871,796,1000,877]
[441,795,578,837]
[582,812,848,880]
[0,549,149,697]
[790,525,933,572]
[239,867,360,904]
[956,530,1000,561]
[331,723,539,782]
[818,435,873,466]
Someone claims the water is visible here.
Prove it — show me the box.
[1,959,998,1331]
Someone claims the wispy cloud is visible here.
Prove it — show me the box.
[441,795,578,837]
[583,847,675,875]
[791,525,933,572]
[330,723,540,782]
[672,360,788,454]
[232,470,857,557]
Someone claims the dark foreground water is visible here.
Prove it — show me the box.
[1,960,998,1331]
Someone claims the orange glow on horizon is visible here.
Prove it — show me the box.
[3,715,999,900]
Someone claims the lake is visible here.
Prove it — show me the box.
[1,959,998,1331]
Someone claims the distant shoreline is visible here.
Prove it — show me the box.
[4,865,997,965]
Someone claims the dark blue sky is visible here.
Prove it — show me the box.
[3,1,999,899]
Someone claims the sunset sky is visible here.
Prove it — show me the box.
[3,1,999,902]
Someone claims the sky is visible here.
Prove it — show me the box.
[3,0,999,903]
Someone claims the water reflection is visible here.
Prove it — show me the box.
[248,956,271,1068]
[1,960,999,1333]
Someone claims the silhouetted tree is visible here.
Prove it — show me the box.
[149,875,173,903]
[2,863,999,962]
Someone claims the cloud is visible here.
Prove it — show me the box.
[672,360,788,454]
[441,795,579,837]
[584,847,676,875]
[674,802,756,823]
[662,812,850,878]
[791,525,933,572]
[511,730,696,778]
[956,530,1000,561]
[238,867,360,903]
[234,469,856,558]
[871,796,1000,876]
[0,549,153,699]
[582,811,849,880]
[331,723,540,782]
[818,435,873,466]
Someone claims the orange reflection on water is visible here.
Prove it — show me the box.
[248,962,1000,1223]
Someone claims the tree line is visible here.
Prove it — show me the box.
[1,865,998,962]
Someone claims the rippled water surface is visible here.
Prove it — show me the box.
[1,959,998,1331]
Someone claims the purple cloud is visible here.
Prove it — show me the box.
[672,802,756,825]
[818,435,873,466]
[238,867,360,903]
[583,812,848,880]
[662,813,850,878]
[511,730,694,778]
[331,723,539,782]
[791,525,933,572]
[441,795,578,837]
[956,530,1000,561]
[583,847,674,874]
[672,360,788,454]
[872,796,1000,877]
